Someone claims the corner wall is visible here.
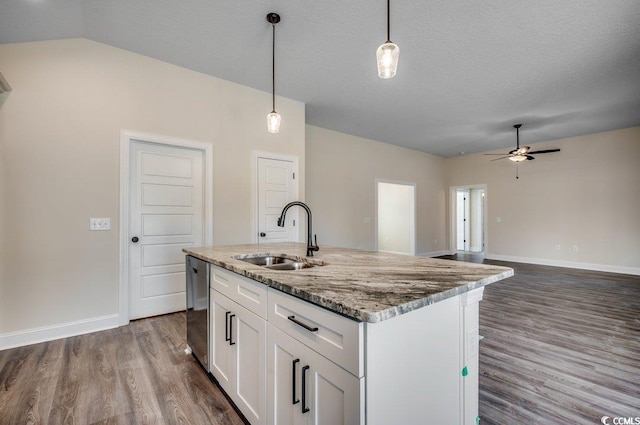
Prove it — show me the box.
[446,127,640,273]
[305,125,447,255]
[0,39,305,340]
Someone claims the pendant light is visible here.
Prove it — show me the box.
[376,0,399,79]
[267,13,281,133]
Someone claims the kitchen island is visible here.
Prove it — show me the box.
[184,243,513,425]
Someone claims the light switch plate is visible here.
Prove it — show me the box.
[90,218,111,231]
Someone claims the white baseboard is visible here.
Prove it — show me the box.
[484,253,640,276]
[417,250,451,258]
[0,313,120,350]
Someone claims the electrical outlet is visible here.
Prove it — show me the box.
[572,245,579,253]
[555,244,561,251]
[90,218,111,231]
[364,217,372,224]
[496,216,502,223]
[434,238,438,245]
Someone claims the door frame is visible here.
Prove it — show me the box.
[449,184,487,255]
[375,179,417,256]
[252,151,300,243]
[119,130,214,326]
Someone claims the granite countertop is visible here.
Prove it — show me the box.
[183,242,513,323]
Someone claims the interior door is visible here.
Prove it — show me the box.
[257,157,298,243]
[456,190,470,251]
[129,140,204,319]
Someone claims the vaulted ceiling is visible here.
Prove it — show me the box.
[2,0,639,156]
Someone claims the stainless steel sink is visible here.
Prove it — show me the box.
[234,254,320,270]
[263,262,313,271]
[237,255,291,266]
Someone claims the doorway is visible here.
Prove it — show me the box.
[451,185,486,254]
[376,180,416,255]
[119,131,213,325]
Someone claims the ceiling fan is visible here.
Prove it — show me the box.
[485,124,560,162]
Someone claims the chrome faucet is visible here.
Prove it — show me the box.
[277,201,320,257]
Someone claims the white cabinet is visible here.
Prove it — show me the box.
[206,263,484,425]
[267,324,363,425]
[209,265,268,425]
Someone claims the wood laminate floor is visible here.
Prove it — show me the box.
[0,313,245,425]
[441,255,640,425]
[1,260,639,424]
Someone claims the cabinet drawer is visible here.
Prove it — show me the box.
[268,288,363,377]
[210,264,268,319]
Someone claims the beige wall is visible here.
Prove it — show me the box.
[0,39,305,335]
[446,127,640,270]
[0,92,6,298]
[305,125,446,254]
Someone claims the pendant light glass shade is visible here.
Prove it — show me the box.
[377,0,399,78]
[267,111,281,133]
[376,42,399,79]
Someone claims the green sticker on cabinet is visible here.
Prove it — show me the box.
[461,366,468,377]
[476,416,480,424]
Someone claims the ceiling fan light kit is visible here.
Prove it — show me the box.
[377,0,399,79]
[266,12,281,134]
[485,124,561,163]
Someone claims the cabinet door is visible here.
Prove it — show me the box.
[234,303,267,425]
[210,288,234,388]
[267,324,307,425]
[305,348,363,425]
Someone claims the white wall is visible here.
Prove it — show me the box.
[0,39,305,338]
[446,127,640,273]
[306,125,446,255]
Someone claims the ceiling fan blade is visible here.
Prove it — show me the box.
[526,155,535,160]
[527,149,560,154]
[484,153,511,155]
[490,156,511,162]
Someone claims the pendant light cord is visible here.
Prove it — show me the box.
[272,22,276,113]
[387,0,391,42]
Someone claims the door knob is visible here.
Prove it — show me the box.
[260,232,266,237]
[131,236,139,243]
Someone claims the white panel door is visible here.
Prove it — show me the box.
[233,303,267,425]
[456,190,470,251]
[267,324,306,425]
[305,348,363,425]
[257,157,297,243]
[210,289,234,389]
[129,141,204,319]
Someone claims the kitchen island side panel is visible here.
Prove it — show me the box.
[365,295,462,425]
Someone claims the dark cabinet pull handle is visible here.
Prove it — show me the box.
[288,315,318,332]
[225,311,231,342]
[131,236,139,243]
[260,232,266,237]
[302,365,310,414]
[292,359,300,405]
[229,314,236,346]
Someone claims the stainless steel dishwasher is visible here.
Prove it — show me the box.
[186,255,209,371]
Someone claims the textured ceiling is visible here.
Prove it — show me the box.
[1,0,640,156]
